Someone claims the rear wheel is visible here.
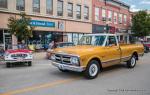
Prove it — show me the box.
[84,60,100,79]
[127,55,137,68]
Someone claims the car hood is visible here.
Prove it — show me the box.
[53,45,104,56]
[6,49,32,53]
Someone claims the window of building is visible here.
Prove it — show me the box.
[119,14,122,24]
[84,6,89,20]
[114,12,117,24]
[102,8,106,21]
[124,15,127,25]
[76,5,81,19]
[33,0,40,13]
[46,0,53,15]
[95,7,99,21]
[108,10,112,22]
[67,2,73,17]
[57,0,63,16]
[0,0,7,8]
[16,0,25,11]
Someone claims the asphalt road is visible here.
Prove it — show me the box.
[0,53,150,95]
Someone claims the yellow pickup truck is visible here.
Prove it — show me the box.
[51,34,144,79]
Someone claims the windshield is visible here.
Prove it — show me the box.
[7,44,28,50]
[78,35,106,46]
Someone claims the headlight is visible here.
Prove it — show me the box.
[70,57,79,65]
[5,52,10,57]
[51,54,55,60]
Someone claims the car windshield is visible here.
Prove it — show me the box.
[78,35,106,46]
[7,44,28,50]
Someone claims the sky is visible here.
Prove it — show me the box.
[122,0,150,12]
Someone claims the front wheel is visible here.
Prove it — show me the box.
[127,55,137,68]
[28,61,32,66]
[6,63,12,68]
[84,60,100,79]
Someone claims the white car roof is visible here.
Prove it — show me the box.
[85,33,116,36]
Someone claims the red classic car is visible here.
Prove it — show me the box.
[4,45,33,68]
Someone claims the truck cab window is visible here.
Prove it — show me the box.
[107,36,117,46]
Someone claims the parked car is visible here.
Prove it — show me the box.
[50,34,144,79]
[46,42,75,59]
[4,45,33,68]
[142,42,150,53]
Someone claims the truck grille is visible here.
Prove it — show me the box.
[11,54,27,58]
[55,54,71,64]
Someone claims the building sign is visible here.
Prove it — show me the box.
[30,20,55,27]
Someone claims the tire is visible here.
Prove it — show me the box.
[28,61,32,66]
[6,63,11,68]
[127,55,137,68]
[84,60,100,79]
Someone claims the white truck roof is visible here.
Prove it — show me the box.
[85,33,116,36]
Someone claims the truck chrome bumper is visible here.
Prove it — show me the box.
[51,61,85,72]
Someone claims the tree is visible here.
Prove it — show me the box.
[131,11,150,38]
[7,12,34,42]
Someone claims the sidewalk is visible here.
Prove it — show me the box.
[33,52,47,60]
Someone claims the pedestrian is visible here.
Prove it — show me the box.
[49,41,55,49]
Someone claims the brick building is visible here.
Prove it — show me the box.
[92,0,132,43]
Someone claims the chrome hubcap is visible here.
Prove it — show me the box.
[89,64,98,77]
[131,57,136,66]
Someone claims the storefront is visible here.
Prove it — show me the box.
[0,29,12,50]
[28,31,63,50]
[92,24,130,43]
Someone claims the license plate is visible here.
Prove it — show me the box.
[17,58,23,61]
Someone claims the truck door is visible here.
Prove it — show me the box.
[103,36,121,67]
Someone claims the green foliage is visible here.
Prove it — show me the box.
[132,11,150,37]
[7,13,34,42]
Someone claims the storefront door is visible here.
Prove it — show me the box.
[3,33,12,50]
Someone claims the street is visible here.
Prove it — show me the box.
[0,53,150,95]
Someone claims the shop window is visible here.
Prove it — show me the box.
[67,33,73,42]
[57,0,63,16]
[0,0,7,8]
[46,0,53,15]
[33,0,40,13]
[76,4,81,19]
[73,33,79,45]
[16,0,25,11]
[79,34,84,40]
[67,2,73,17]
[84,6,89,20]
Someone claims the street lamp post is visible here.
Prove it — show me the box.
[105,21,110,33]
